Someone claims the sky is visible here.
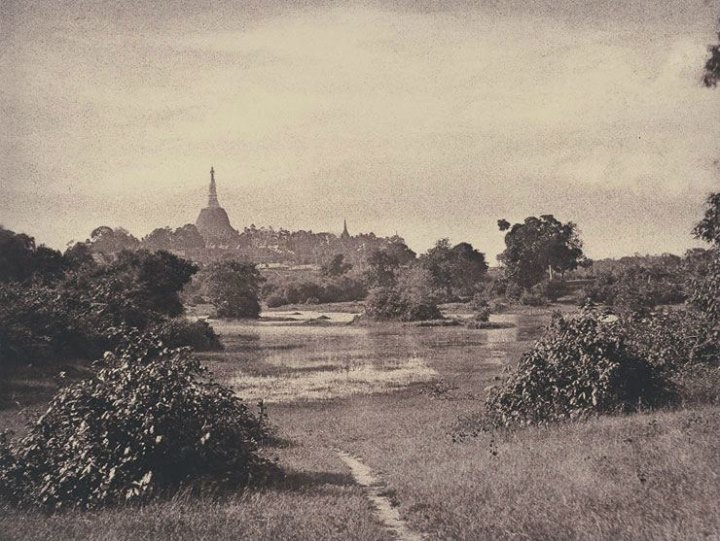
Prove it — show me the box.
[1,0,719,262]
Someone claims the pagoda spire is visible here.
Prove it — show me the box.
[208,166,219,208]
[341,219,350,239]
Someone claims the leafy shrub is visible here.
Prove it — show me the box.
[505,281,523,301]
[626,309,719,372]
[261,274,367,307]
[582,260,686,316]
[364,287,407,320]
[364,286,442,322]
[0,333,268,510]
[265,294,286,308]
[364,266,443,322]
[469,293,491,322]
[519,289,547,306]
[543,278,568,301]
[486,309,675,426]
[688,249,720,323]
[150,318,223,352]
[672,364,720,405]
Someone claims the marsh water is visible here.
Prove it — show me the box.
[204,308,553,404]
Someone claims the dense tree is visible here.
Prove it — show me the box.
[142,227,174,252]
[173,224,206,251]
[498,215,586,289]
[420,239,488,299]
[0,227,66,283]
[693,192,720,245]
[363,249,401,288]
[0,227,36,282]
[63,242,97,271]
[203,261,264,318]
[1,247,199,366]
[107,250,197,318]
[688,192,720,323]
[141,225,206,253]
[321,254,352,277]
[88,226,140,255]
[384,240,417,265]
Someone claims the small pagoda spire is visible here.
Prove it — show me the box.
[208,166,219,208]
[341,219,350,239]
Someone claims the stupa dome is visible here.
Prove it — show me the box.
[195,167,237,240]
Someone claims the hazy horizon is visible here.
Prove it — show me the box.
[2,0,720,261]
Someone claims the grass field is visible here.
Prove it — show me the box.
[2,305,719,540]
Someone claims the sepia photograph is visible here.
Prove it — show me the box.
[1,1,720,539]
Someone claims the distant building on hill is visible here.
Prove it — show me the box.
[85,168,414,265]
[195,167,238,242]
[340,219,351,240]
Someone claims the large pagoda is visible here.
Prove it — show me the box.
[195,167,237,241]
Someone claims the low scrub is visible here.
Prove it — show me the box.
[149,318,223,352]
[364,286,442,322]
[486,309,675,426]
[0,332,269,510]
[519,289,547,306]
[581,260,686,315]
[469,293,491,322]
[263,275,366,307]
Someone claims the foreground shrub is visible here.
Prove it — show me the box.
[486,309,675,426]
[0,333,268,510]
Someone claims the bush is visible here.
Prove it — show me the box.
[363,266,443,322]
[626,309,719,372]
[486,309,675,426]
[469,293,491,322]
[265,294,286,308]
[543,278,568,301]
[364,287,407,320]
[582,260,686,316]
[150,318,223,352]
[364,286,442,322]
[519,289,547,306]
[261,274,367,307]
[688,249,720,323]
[0,333,268,510]
[505,282,523,301]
